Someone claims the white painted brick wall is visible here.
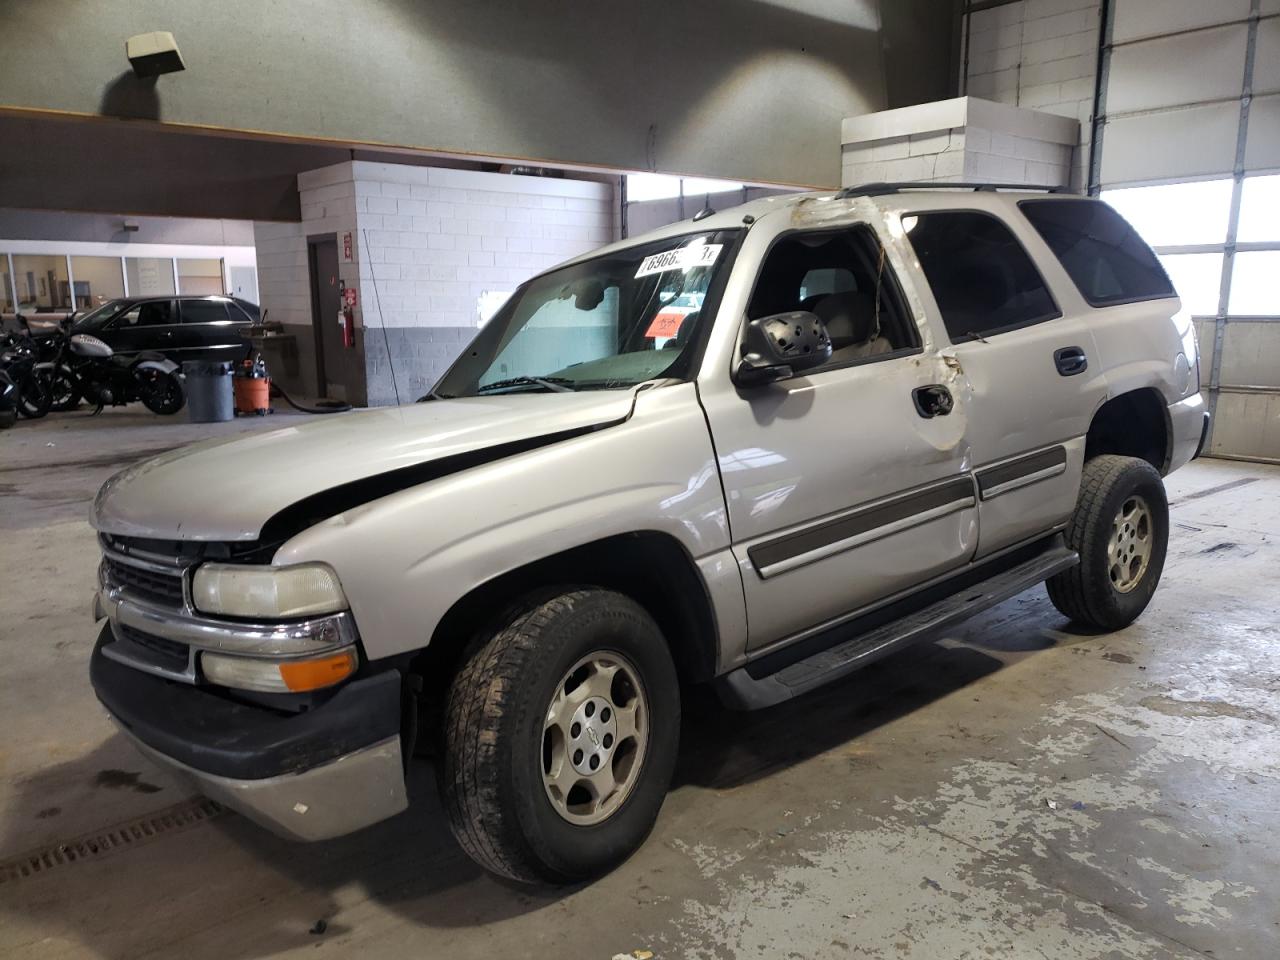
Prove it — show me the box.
[965,0,1102,188]
[350,163,616,331]
[842,128,970,185]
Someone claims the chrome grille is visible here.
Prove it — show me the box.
[103,557,185,607]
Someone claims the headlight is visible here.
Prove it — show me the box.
[192,562,348,618]
[201,647,358,693]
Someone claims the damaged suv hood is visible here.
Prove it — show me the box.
[93,392,636,542]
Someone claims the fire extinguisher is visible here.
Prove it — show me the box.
[340,305,354,348]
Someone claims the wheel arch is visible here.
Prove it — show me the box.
[1085,388,1172,474]
[414,531,722,700]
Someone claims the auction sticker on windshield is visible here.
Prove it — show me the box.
[635,244,722,278]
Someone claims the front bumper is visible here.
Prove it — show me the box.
[91,624,408,841]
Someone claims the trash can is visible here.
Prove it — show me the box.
[182,361,234,423]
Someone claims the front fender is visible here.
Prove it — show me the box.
[273,384,738,661]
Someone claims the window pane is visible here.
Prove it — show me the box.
[1228,251,1280,315]
[1237,175,1280,243]
[626,174,683,202]
[0,254,13,312]
[1021,199,1175,305]
[177,258,224,295]
[906,212,1059,342]
[1157,252,1223,315]
[1101,179,1233,247]
[118,300,176,327]
[680,177,745,197]
[180,299,229,324]
[747,227,918,364]
[70,256,125,309]
[12,254,71,310]
[125,257,176,296]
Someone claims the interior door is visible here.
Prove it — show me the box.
[307,237,344,399]
[698,223,979,650]
[900,209,1107,558]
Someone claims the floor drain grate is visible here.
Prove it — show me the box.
[0,797,224,885]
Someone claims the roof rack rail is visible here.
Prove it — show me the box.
[835,181,1072,199]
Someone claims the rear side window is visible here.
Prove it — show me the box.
[180,300,230,324]
[905,211,1059,343]
[118,300,175,327]
[1020,199,1175,306]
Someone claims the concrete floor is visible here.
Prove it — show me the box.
[1,407,1277,959]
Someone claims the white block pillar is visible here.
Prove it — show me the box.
[841,96,1081,191]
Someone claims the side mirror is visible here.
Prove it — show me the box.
[735,310,832,386]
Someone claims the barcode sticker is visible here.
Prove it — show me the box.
[635,244,723,278]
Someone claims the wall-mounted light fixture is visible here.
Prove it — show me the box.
[126,31,185,78]
[122,221,140,232]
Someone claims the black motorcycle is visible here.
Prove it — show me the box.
[38,333,186,415]
[0,369,17,429]
[0,332,53,419]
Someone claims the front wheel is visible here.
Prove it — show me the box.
[439,588,680,884]
[1047,454,1169,631]
[140,370,185,415]
[16,373,51,419]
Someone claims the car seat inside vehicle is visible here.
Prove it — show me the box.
[746,226,916,367]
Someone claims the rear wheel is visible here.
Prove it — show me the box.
[47,366,81,412]
[140,370,185,415]
[439,588,679,884]
[1047,455,1168,630]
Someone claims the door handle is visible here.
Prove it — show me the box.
[912,384,954,418]
[1054,346,1088,376]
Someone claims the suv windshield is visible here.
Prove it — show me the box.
[431,230,739,398]
[71,299,127,331]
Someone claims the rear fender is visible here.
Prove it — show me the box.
[134,358,180,375]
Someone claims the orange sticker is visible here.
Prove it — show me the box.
[645,310,687,339]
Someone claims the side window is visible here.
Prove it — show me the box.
[119,300,176,326]
[180,300,230,324]
[905,212,1059,343]
[1019,198,1176,306]
[747,227,919,367]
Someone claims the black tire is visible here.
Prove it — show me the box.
[0,408,15,430]
[47,366,82,412]
[140,371,186,415]
[16,373,51,419]
[1047,454,1168,631]
[440,588,680,884]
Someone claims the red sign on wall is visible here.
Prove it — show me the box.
[343,286,358,308]
[342,232,353,262]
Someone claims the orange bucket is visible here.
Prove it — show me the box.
[234,377,271,415]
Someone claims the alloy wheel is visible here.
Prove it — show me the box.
[541,651,648,826]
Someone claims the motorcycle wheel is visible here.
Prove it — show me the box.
[47,366,82,412]
[17,373,52,419]
[141,370,186,415]
[0,408,15,430]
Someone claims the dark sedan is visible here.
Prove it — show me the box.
[68,296,259,363]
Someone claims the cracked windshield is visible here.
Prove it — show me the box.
[432,229,739,397]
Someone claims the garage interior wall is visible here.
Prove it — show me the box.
[0,208,255,320]
[255,163,617,405]
[0,1,958,192]
[963,0,1280,462]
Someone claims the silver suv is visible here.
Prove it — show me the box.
[89,184,1208,883]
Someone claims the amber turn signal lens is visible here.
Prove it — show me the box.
[278,649,358,692]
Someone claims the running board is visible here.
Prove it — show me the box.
[717,539,1078,710]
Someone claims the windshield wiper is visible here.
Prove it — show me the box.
[476,376,575,394]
